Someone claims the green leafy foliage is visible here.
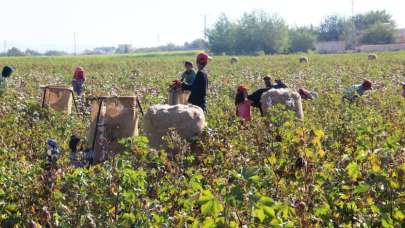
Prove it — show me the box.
[0,52,404,227]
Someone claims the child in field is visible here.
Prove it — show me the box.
[0,66,14,96]
[182,53,211,111]
[344,80,372,101]
[181,61,196,86]
[401,81,405,98]
[72,66,85,96]
[235,85,252,121]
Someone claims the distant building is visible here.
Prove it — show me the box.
[356,43,405,52]
[94,47,116,54]
[398,28,405,43]
[315,29,405,54]
[315,41,347,54]
[116,44,133,54]
[355,28,405,52]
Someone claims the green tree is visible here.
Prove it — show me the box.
[235,11,288,54]
[7,47,25,56]
[25,49,42,56]
[318,15,350,41]
[354,10,394,32]
[44,50,68,56]
[208,11,288,55]
[360,23,397,44]
[207,14,237,55]
[289,27,316,53]
[184,39,208,50]
[260,13,289,54]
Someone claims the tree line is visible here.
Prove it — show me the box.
[0,47,69,57]
[207,10,398,55]
[1,39,208,57]
[2,10,398,57]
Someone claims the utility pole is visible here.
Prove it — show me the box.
[74,32,77,55]
[204,14,207,40]
[351,0,356,49]
[3,40,7,54]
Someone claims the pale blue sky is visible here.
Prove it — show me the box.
[1,0,404,52]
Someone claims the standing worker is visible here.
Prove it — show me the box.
[182,53,211,112]
[181,61,196,86]
[0,66,14,96]
[72,66,86,96]
[401,81,405,98]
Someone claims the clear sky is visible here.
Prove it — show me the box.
[1,0,404,52]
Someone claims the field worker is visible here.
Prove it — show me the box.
[401,81,405,98]
[0,66,14,96]
[182,53,211,112]
[181,61,196,86]
[72,66,85,96]
[344,80,372,101]
[298,88,318,100]
[263,76,273,88]
[235,85,252,121]
[248,76,274,115]
[273,79,288,89]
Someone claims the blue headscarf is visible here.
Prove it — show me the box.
[2,66,14,78]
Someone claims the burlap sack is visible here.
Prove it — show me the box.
[41,86,73,114]
[168,88,191,105]
[88,96,139,163]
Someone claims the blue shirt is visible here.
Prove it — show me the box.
[345,84,366,100]
[0,77,6,96]
[181,69,196,85]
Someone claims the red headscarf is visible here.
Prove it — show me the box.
[298,88,311,99]
[196,53,211,65]
[362,80,372,90]
[73,66,85,81]
[237,85,248,93]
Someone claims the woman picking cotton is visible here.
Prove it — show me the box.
[235,85,252,122]
[343,80,372,101]
[72,66,86,96]
[0,66,14,96]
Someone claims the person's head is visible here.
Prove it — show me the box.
[235,85,248,105]
[74,66,85,78]
[263,76,272,88]
[2,66,14,78]
[362,80,372,90]
[196,53,210,70]
[184,61,193,71]
[401,81,405,89]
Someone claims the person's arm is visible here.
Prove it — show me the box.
[181,80,193,90]
[201,73,208,97]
